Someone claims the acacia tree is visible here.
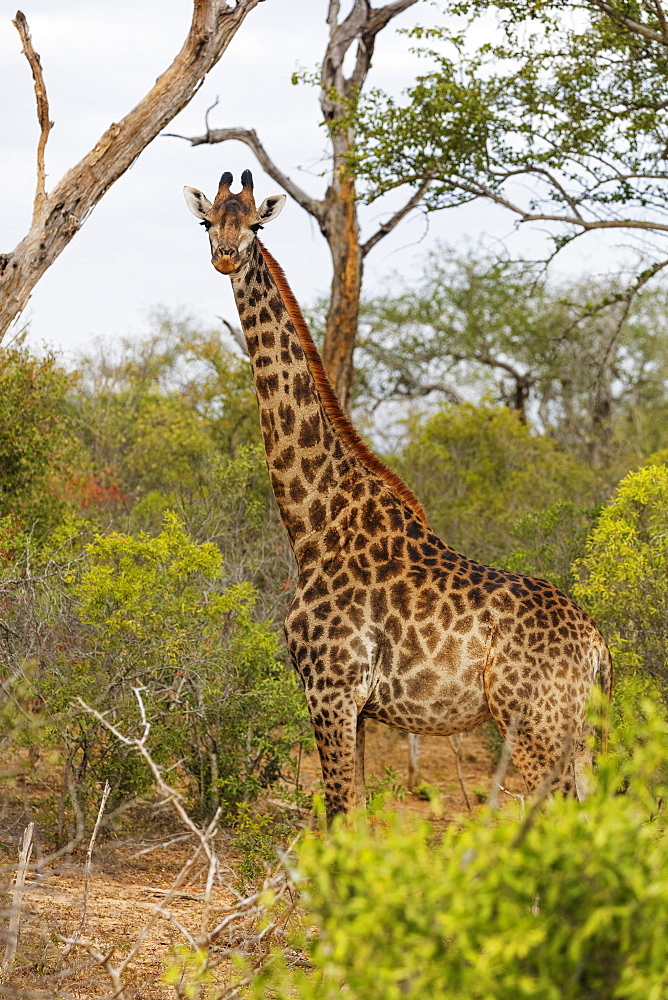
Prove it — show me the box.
[350,0,668,277]
[172,0,430,412]
[0,1,263,343]
[355,249,668,466]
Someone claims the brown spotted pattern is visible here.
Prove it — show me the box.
[188,173,613,821]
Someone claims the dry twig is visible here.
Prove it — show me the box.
[488,718,518,811]
[447,734,472,814]
[62,780,111,957]
[12,12,53,225]
[2,823,34,973]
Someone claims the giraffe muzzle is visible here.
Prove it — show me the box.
[212,247,241,275]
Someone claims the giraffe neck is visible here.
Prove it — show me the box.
[230,240,426,566]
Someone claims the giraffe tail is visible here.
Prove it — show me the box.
[595,639,614,757]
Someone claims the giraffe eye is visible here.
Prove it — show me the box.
[249,223,263,233]
[200,220,211,231]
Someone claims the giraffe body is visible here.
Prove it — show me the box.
[184,172,613,820]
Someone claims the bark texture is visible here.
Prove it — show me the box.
[0,1,262,343]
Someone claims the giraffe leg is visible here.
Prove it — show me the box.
[309,699,358,821]
[572,732,594,802]
[355,715,366,810]
[407,733,420,790]
[504,726,579,797]
[483,648,585,799]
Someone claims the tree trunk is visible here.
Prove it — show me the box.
[322,175,363,412]
[173,0,423,413]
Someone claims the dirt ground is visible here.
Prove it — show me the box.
[1,722,526,998]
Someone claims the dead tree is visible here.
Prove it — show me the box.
[171,0,430,412]
[0,1,263,344]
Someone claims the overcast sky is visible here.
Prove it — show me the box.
[1,0,634,364]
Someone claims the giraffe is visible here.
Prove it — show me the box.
[184,170,613,821]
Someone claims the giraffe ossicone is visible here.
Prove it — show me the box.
[184,171,613,822]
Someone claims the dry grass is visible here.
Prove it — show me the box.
[1,719,525,998]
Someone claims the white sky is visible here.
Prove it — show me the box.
[0,0,637,364]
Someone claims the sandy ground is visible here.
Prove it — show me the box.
[2,721,526,998]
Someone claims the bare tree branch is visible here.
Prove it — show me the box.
[62,781,111,957]
[12,13,53,227]
[365,0,421,38]
[446,170,668,234]
[361,176,433,256]
[166,125,326,223]
[653,0,668,38]
[0,0,263,343]
[586,0,668,44]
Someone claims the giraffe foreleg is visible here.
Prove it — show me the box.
[308,697,359,822]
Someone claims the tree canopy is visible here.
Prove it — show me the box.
[350,0,668,268]
[354,248,668,468]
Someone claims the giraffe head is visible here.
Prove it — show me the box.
[184,169,286,275]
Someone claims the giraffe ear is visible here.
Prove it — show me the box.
[257,194,286,224]
[183,186,213,220]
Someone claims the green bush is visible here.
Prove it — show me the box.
[10,512,310,822]
[0,348,77,535]
[574,463,668,694]
[249,696,668,1000]
[393,403,602,574]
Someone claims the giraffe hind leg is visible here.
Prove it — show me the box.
[483,646,585,799]
[493,721,579,799]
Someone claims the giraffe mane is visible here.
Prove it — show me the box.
[259,241,429,528]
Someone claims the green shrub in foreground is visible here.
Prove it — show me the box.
[250,694,668,1000]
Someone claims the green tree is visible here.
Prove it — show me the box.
[392,402,603,588]
[575,463,668,695]
[355,249,668,468]
[0,347,77,537]
[73,311,261,506]
[71,313,294,623]
[351,1,668,267]
[16,512,309,821]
